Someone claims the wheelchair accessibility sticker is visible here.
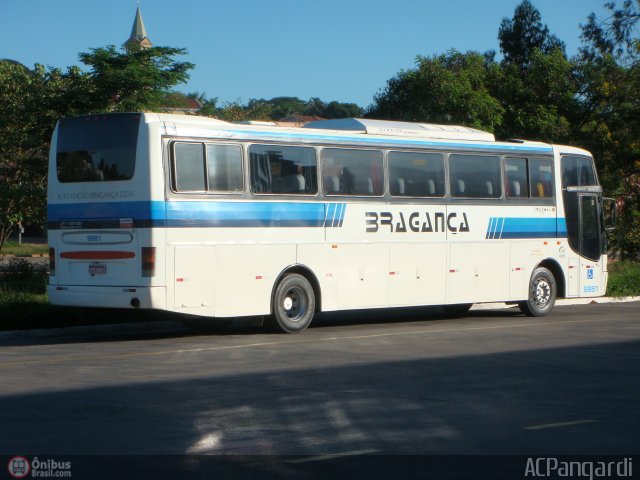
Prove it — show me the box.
[587,268,594,280]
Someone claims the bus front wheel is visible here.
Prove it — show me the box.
[519,267,557,317]
[268,274,315,333]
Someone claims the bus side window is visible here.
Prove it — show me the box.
[249,144,317,195]
[449,154,501,198]
[505,157,529,199]
[322,148,384,196]
[206,144,243,193]
[174,142,206,192]
[529,158,554,198]
[388,151,445,197]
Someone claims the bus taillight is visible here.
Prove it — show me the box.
[141,247,156,277]
[49,247,56,277]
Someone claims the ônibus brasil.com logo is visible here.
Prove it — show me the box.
[7,456,72,478]
[7,457,30,479]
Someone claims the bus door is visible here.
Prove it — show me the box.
[578,193,605,296]
[563,189,605,297]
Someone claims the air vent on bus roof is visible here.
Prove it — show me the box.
[302,118,496,142]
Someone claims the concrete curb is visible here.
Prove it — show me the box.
[471,296,640,310]
[1,296,638,341]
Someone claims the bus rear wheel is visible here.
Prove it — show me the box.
[268,274,315,333]
[519,267,556,317]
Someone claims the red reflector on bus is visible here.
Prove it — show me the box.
[142,247,156,277]
[61,251,135,260]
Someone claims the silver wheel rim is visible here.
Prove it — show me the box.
[534,278,551,306]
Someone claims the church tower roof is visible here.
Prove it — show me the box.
[125,6,152,50]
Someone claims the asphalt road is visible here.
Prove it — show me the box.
[1,303,638,477]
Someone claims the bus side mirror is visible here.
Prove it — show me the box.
[603,197,616,231]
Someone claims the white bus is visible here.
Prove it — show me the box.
[47,114,613,333]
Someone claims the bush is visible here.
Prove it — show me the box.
[606,261,640,297]
[0,258,47,294]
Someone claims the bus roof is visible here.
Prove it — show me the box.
[148,113,555,153]
[303,118,496,142]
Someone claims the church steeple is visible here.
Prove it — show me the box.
[125,6,152,51]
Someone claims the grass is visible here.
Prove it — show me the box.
[1,241,48,256]
[1,258,639,332]
[606,260,640,297]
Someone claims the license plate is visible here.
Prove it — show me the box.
[89,263,107,276]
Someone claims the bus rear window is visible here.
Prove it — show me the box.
[56,114,140,183]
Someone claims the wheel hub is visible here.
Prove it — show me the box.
[534,280,551,305]
[283,297,293,311]
[283,288,306,320]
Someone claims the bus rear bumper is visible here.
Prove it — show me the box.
[47,285,167,310]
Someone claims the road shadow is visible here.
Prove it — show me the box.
[1,339,638,459]
[0,305,525,347]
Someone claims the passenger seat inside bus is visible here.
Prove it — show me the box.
[282,174,305,193]
[392,178,405,195]
[426,179,436,195]
[325,175,340,194]
[354,177,373,194]
[485,181,494,197]
[511,180,521,197]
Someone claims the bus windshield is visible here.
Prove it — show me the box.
[56,114,140,183]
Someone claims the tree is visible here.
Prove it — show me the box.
[0,45,195,252]
[266,97,308,120]
[577,1,640,258]
[498,0,566,67]
[368,51,504,131]
[580,0,639,64]
[191,95,364,121]
[322,101,364,119]
[490,1,577,142]
[305,97,327,117]
[491,48,577,142]
[78,45,194,112]
[0,62,90,250]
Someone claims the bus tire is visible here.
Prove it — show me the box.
[519,267,557,317]
[268,274,315,333]
[442,303,473,316]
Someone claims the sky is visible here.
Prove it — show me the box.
[1,0,611,108]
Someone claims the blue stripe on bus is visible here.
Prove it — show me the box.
[48,201,347,229]
[49,203,567,239]
[165,201,325,227]
[557,217,568,236]
[486,217,567,239]
[48,201,165,222]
